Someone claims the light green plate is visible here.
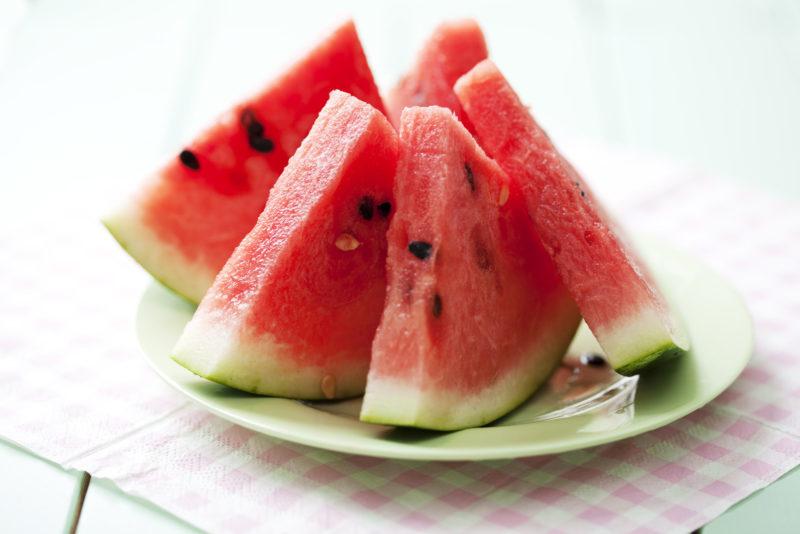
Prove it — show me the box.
[136,237,752,460]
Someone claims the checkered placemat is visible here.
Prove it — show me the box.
[1,146,798,533]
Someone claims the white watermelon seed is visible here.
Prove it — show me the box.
[321,374,336,399]
[498,184,510,206]
[335,233,360,251]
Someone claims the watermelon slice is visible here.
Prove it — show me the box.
[103,21,385,303]
[360,106,580,430]
[455,60,690,375]
[386,19,487,132]
[171,91,398,399]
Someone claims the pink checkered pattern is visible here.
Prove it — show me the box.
[1,146,799,533]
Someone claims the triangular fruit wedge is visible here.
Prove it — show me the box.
[104,21,385,303]
[172,91,398,399]
[386,19,487,132]
[455,60,690,375]
[360,107,580,430]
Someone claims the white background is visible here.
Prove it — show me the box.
[1,0,798,224]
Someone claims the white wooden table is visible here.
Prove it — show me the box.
[1,0,798,531]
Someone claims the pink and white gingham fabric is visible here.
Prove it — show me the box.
[1,144,798,533]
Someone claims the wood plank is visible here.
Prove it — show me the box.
[77,479,199,534]
[706,465,800,532]
[0,440,83,533]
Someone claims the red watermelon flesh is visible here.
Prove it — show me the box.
[455,60,689,375]
[360,106,580,430]
[386,19,487,132]
[103,21,385,303]
[172,91,398,399]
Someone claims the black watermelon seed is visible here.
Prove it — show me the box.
[240,109,264,137]
[247,121,264,138]
[358,196,374,220]
[581,353,606,367]
[465,163,476,192]
[249,136,274,153]
[580,190,586,198]
[179,149,200,170]
[377,201,392,218]
[432,293,442,318]
[408,241,433,260]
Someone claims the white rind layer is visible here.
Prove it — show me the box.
[361,349,560,431]
[596,304,690,373]
[360,310,579,430]
[172,311,368,399]
[102,204,215,304]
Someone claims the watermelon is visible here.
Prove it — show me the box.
[455,60,690,375]
[171,91,398,399]
[103,21,385,303]
[360,106,580,430]
[386,19,487,132]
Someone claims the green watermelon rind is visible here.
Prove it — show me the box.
[102,208,213,304]
[360,353,564,431]
[170,317,369,400]
[360,306,579,431]
[362,381,531,431]
[174,364,365,401]
[592,288,690,375]
[615,342,685,376]
[169,353,347,400]
[102,219,192,304]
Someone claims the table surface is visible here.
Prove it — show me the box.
[1,0,798,531]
